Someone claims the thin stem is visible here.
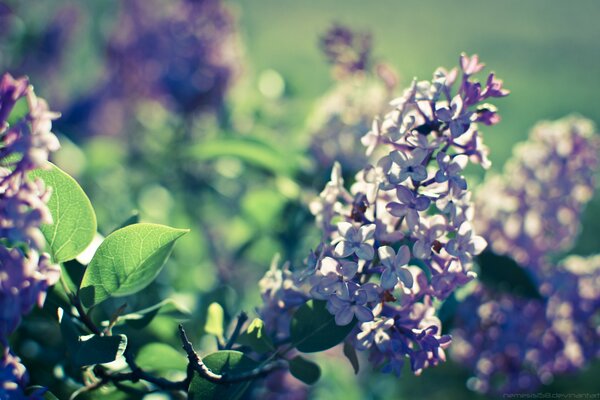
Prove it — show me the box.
[225,312,248,350]
[178,324,286,384]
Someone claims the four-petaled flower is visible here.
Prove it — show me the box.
[333,222,376,260]
[435,152,468,191]
[378,245,414,290]
[446,222,487,264]
[326,282,379,325]
[436,95,473,138]
[386,185,431,229]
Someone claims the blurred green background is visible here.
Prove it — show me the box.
[3,0,600,398]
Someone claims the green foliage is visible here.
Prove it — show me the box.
[237,318,274,353]
[135,343,187,373]
[79,223,189,307]
[112,298,191,330]
[59,311,127,367]
[30,162,97,263]
[477,251,542,298]
[187,350,259,400]
[288,355,321,385]
[290,300,356,353]
[188,136,299,177]
[204,302,225,341]
[343,341,360,374]
[25,387,59,400]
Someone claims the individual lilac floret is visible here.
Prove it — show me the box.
[332,222,376,260]
[445,222,487,265]
[310,256,358,300]
[258,53,507,377]
[474,116,599,267]
[378,245,413,290]
[326,282,379,325]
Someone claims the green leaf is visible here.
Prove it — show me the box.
[25,386,59,400]
[105,298,191,330]
[288,355,321,385]
[74,334,128,367]
[79,223,189,307]
[477,250,542,298]
[188,350,259,400]
[343,341,360,374]
[187,137,298,177]
[237,318,274,353]
[290,300,356,353]
[59,310,127,367]
[30,162,97,263]
[204,302,225,340]
[136,343,187,373]
[113,211,140,233]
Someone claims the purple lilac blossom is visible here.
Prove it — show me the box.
[1,72,60,346]
[308,25,397,174]
[260,53,507,376]
[0,349,45,399]
[452,255,600,394]
[58,0,241,138]
[451,116,600,394]
[474,116,599,267]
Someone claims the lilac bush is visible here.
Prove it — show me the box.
[451,116,600,394]
[260,53,508,376]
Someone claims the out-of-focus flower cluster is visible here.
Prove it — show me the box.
[60,0,241,137]
[0,349,45,399]
[475,116,599,267]
[308,25,397,174]
[260,54,508,376]
[0,73,60,394]
[451,116,600,394]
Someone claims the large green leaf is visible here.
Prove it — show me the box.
[290,300,356,353]
[30,162,97,262]
[79,223,189,307]
[74,334,128,367]
[59,311,127,367]
[188,350,259,400]
[288,355,321,385]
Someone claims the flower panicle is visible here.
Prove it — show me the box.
[260,53,507,376]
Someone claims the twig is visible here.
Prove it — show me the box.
[178,324,286,384]
[225,312,248,350]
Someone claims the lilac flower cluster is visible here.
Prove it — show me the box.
[474,116,599,266]
[308,25,396,173]
[0,349,45,399]
[260,54,508,376]
[107,0,240,115]
[59,0,241,138]
[452,255,600,394]
[1,73,60,393]
[451,116,600,394]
